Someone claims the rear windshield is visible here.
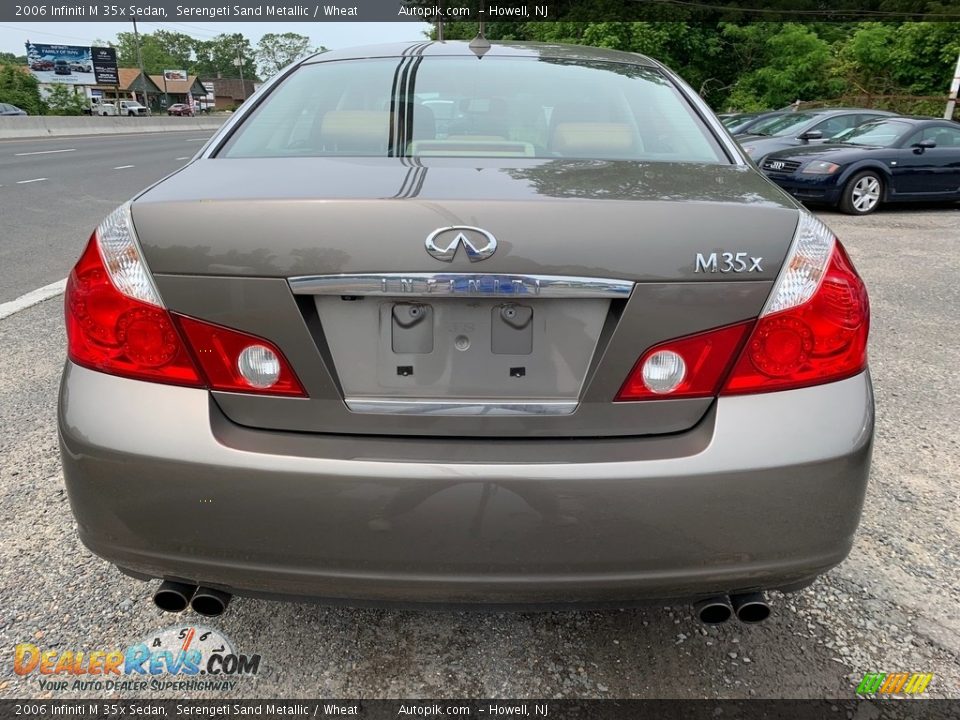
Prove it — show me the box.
[218,57,726,163]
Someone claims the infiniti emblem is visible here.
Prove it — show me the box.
[425,226,497,262]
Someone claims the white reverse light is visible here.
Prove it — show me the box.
[237,345,281,388]
[641,350,687,394]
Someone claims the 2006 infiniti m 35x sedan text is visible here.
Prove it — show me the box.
[59,42,873,623]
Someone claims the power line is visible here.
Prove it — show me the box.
[0,24,98,44]
[138,21,221,39]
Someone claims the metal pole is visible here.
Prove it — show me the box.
[945,49,960,120]
[132,17,150,115]
[236,46,245,100]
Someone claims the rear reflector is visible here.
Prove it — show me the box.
[617,213,869,400]
[65,205,306,397]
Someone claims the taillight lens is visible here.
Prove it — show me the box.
[722,238,869,395]
[175,316,305,396]
[65,204,306,397]
[616,213,869,400]
[616,322,752,401]
[66,230,203,387]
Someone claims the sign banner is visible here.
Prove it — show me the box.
[92,47,119,85]
[163,69,188,82]
[25,42,95,85]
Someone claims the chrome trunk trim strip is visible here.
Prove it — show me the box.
[289,273,633,299]
[344,398,578,416]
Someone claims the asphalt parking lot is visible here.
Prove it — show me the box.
[0,135,957,698]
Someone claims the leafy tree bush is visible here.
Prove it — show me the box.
[0,63,43,114]
[44,83,88,115]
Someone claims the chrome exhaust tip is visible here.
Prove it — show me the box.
[694,595,734,625]
[152,580,196,613]
[190,587,232,617]
[731,591,770,623]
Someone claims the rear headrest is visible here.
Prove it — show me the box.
[933,130,956,147]
[550,123,638,157]
[318,111,389,152]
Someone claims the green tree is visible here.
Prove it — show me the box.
[0,63,43,114]
[0,51,27,65]
[255,33,321,78]
[725,24,843,110]
[193,33,257,80]
[44,83,87,115]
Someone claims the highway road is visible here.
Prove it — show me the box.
[0,131,214,304]
[0,138,957,700]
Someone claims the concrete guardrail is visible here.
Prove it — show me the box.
[0,115,227,140]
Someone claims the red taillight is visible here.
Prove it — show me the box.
[65,229,306,397]
[722,242,869,395]
[616,322,753,401]
[66,235,203,387]
[175,315,305,396]
[616,229,869,400]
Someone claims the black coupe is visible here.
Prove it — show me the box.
[760,117,960,214]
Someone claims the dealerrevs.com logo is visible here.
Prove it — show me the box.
[14,625,261,692]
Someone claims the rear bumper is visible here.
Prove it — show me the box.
[59,362,874,606]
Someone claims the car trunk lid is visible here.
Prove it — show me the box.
[134,157,798,437]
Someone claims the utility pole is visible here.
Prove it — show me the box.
[235,44,246,101]
[946,49,960,121]
[132,17,150,115]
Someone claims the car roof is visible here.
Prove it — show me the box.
[800,107,897,116]
[302,41,657,67]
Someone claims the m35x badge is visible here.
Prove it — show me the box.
[695,252,763,273]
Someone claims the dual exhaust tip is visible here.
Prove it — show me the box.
[153,582,767,623]
[153,580,231,617]
[695,592,770,625]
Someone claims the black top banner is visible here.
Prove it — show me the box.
[3,0,960,23]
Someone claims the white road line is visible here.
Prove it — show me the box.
[14,148,77,157]
[185,138,206,142]
[114,165,135,169]
[0,279,67,321]
[176,156,190,160]
[16,178,47,184]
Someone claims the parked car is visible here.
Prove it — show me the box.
[53,59,72,76]
[95,102,118,117]
[59,42,872,621]
[30,59,54,71]
[69,61,93,73]
[759,116,960,214]
[0,102,27,116]
[119,100,148,116]
[720,110,790,136]
[167,103,194,117]
[736,108,898,163]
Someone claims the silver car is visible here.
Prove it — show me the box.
[59,42,873,623]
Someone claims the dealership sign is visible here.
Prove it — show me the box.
[25,42,118,86]
[92,47,119,85]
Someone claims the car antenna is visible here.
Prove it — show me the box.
[469,20,490,59]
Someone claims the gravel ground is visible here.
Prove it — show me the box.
[0,207,957,700]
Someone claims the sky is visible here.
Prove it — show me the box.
[0,21,431,56]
